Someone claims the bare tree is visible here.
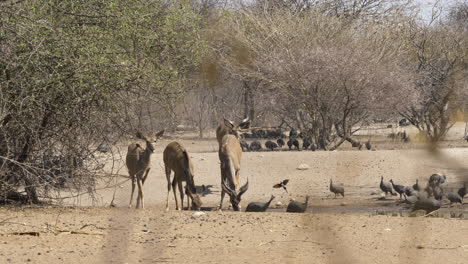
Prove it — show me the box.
[400,20,468,141]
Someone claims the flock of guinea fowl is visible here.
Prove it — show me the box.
[125,118,467,215]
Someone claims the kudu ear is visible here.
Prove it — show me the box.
[135,131,145,140]
[155,130,165,139]
[238,178,249,198]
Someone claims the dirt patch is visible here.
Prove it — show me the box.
[1,135,468,263]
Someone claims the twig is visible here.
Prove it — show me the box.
[423,209,440,217]
[0,231,40,236]
[0,217,17,225]
[258,239,330,247]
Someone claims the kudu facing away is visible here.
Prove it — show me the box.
[163,141,204,211]
[126,130,164,209]
[216,118,250,211]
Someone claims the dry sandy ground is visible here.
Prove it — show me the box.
[1,136,468,263]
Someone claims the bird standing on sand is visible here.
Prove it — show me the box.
[380,176,395,196]
[329,179,345,198]
[245,195,275,212]
[389,179,405,200]
[286,196,309,213]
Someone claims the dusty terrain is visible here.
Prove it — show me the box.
[1,125,468,263]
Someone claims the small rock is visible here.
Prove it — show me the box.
[192,212,205,218]
[370,191,377,195]
[275,201,283,207]
[340,203,346,206]
[297,164,310,170]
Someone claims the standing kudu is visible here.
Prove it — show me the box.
[216,117,250,146]
[163,141,204,211]
[126,130,164,209]
[217,118,250,211]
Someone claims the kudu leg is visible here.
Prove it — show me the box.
[172,178,180,210]
[165,166,171,211]
[219,189,226,210]
[128,176,136,208]
[177,180,185,210]
[136,177,144,209]
[185,185,191,210]
[142,168,150,185]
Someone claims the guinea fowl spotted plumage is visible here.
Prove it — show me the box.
[433,185,444,200]
[287,138,300,150]
[412,198,441,214]
[265,140,278,151]
[404,186,417,197]
[329,179,345,198]
[286,196,309,213]
[245,195,275,212]
[389,179,406,200]
[401,194,418,205]
[276,138,285,148]
[380,176,395,196]
[429,173,446,186]
[447,192,462,205]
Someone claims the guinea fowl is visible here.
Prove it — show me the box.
[400,194,418,205]
[380,176,395,196]
[286,196,309,213]
[412,179,421,191]
[429,173,446,186]
[287,138,300,150]
[412,198,441,214]
[404,186,417,197]
[458,183,467,200]
[245,195,275,212]
[365,140,372,150]
[277,138,285,148]
[447,192,462,205]
[329,179,345,198]
[265,140,278,151]
[389,179,405,200]
[432,185,444,200]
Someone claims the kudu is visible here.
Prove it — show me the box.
[163,141,204,211]
[216,118,250,211]
[216,117,250,146]
[126,130,164,209]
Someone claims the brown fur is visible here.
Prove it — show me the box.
[218,134,249,211]
[163,141,203,211]
[126,130,164,209]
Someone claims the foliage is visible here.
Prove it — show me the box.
[0,0,205,203]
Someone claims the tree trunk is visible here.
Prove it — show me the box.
[243,80,256,120]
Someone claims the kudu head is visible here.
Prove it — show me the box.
[223,117,251,139]
[182,151,206,210]
[136,130,165,152]
[185,185,206,210]
[221,179,249,211]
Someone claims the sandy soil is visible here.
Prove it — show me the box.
[1,127,468,263]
